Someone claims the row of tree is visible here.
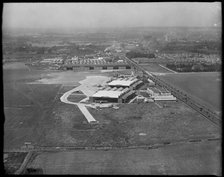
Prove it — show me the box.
[166,63,221,72]
[161,41,221,54]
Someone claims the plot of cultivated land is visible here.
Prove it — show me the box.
[141,64,172,73]
[159,72,221,113]
[26,141,221,175]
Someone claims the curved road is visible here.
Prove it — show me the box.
[60,86,97,123]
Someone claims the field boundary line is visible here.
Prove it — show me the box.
[33,136,220,152]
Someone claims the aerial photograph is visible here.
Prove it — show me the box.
[3,2,221,175]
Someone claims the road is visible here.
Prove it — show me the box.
[78,104,97,123]
[60,86,97,123]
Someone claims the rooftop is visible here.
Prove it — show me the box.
[91,90,124,98]
[108,77,138,87]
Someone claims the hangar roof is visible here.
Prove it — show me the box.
[108,78,138,87]
[91,90,123,98]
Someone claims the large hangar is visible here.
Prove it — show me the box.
[90,87,135,103]
[107,77,143,90]
[90,77,144,103]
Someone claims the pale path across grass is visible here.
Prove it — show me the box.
[60,85,97,123]
[128,96,137,104]
[60,75,111,123]
[159,64,177,73]
[78,104,96,122]
[155,102,162,108]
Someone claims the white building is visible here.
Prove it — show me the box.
[147,87,176,101]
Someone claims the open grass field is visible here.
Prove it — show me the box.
[67,94,86,102]
[3,64,115,149]
[141,64,172,73]
[87,102,220,146]
[31,100,219,148]
[3,62,30,70]
[3,64,80,150]
[3,63,221,174]
[26,140,221,175]
[3,82,62,149]
[158,72,221,113]
[4,64,220,149]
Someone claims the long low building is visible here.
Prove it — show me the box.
[147,87,171,96]
[91,90,124,102]
[108,78,138,87]
[107,77,143,90]
[147,87,176,101]
[62,58,131,71]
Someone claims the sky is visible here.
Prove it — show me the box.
[3,2,221,30]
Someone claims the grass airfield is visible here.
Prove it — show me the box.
[3,62,221,175]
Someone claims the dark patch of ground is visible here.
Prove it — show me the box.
[4,152,28,174]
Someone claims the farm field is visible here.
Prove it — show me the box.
[158,72,221,113]
[26,140,221,175]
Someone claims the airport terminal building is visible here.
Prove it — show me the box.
[90,77,143,103]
